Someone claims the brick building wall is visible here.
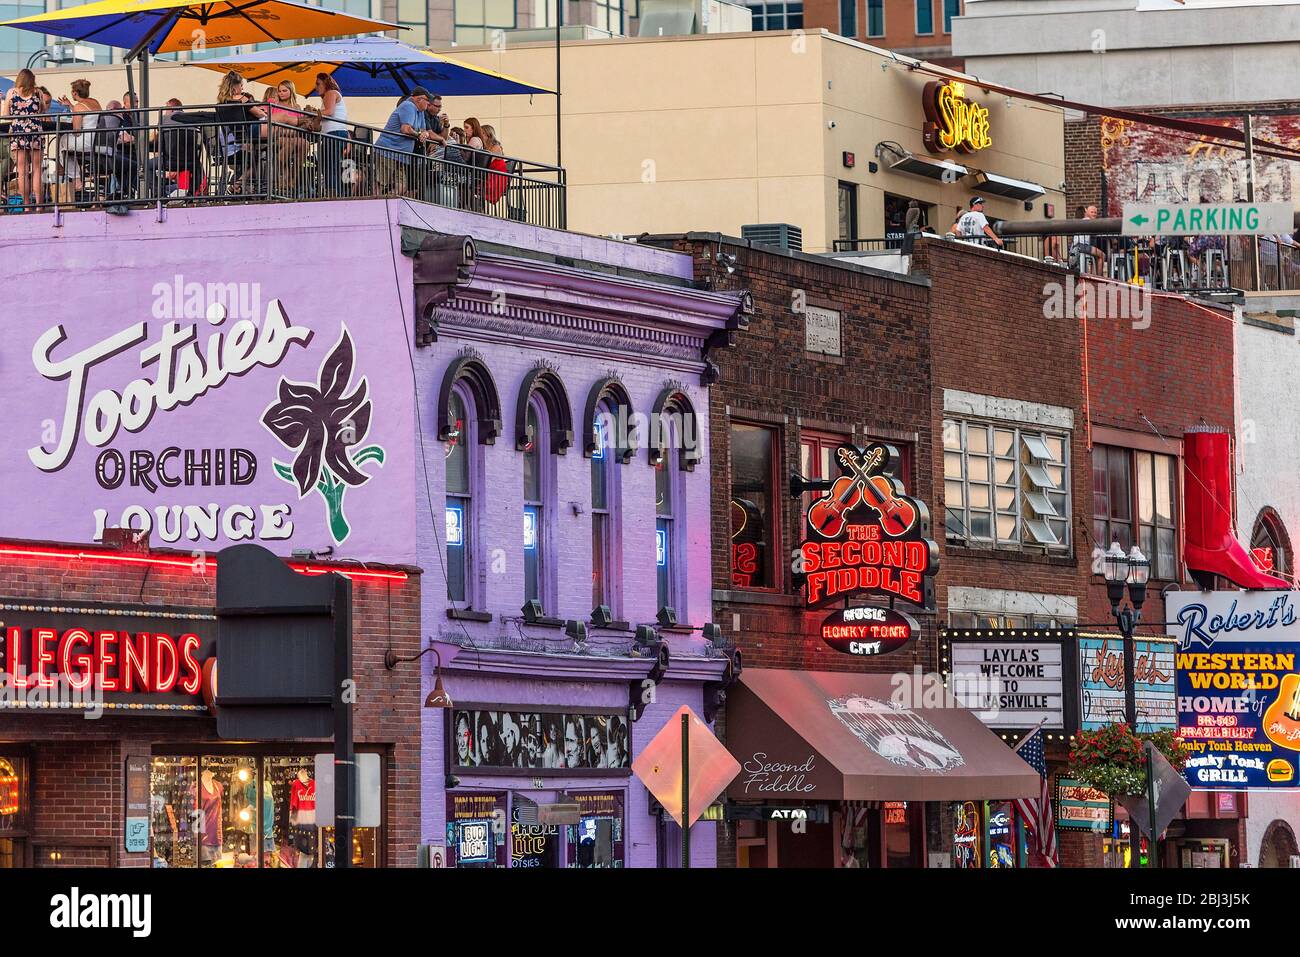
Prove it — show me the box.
[1065,116,1103,213]
[0,544,423,867]
[802,0,963,64]
[1079,288,1236,629]
[914,238,1090,631]
[1065,102,1300,220]
[668,236,934,677]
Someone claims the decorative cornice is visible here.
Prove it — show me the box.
[432,639,728,683]
[461,253,745,337]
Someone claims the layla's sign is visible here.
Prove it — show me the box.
[820,605,917,657]
[1078,633,1176,732]
[922,80,992,155]
[793,443,937,609]
[0,599,215,714]
[1055,778,1113,833]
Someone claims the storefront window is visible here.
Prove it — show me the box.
[150,752,381,868]
[569,791,625,868]
[0,754,31,868]
[951,800,1026,868]
[883,801,923,867]
[730,423,777,589]
[150,756,197,868]
[952,800,981,868]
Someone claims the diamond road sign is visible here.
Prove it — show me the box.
[1122,202,1294,236]
[632,705,740,828]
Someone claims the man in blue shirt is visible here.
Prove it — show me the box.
[374,86,434,197]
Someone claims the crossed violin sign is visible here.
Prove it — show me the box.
[799,443,918,539]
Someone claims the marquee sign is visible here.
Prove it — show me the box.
[793,443,937,611]
[0,599,215,714]
[922,80,992,155]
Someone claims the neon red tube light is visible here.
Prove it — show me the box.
[0,545,407,582]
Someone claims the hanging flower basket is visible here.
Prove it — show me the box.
[1067,723,1186,797]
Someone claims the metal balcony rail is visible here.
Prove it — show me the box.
[0,103,566,229]
[833,232,1300,295]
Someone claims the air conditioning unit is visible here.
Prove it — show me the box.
[637,0,752,36]
[742,223,803,252]
[49,43,96,65]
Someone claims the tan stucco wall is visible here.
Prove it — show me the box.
[10,30,1065,251]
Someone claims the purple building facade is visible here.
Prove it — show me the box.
[0,199,746,869]
[409,221,749,869]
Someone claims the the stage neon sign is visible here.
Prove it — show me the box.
[922,80,992,155]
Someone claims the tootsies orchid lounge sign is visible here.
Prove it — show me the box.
[0,598,215,715]
[793,443,938,613]
[2,275,414,562]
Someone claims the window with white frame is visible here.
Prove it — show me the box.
[943,419,1070,550]
[747,0,804,30]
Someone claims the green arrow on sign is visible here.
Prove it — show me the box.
[1130,214,1149,226]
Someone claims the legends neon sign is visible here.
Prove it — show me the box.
[922,80,992,155]
[0,599,215,712]
[793,443,937,610]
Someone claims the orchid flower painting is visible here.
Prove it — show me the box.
[262,326,385,544]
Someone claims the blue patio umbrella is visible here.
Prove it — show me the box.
[0,76,13,95]
[198,35,552,98]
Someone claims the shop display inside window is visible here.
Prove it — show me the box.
[149,753,381,868]
[451,709,630,770]
[950,800,1025,869]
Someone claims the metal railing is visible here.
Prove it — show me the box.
[834,231,1300,295]
[0,103,566,229]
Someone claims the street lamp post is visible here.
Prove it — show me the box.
[1103,541,1151,867]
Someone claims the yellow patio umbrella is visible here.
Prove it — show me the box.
[0,0,401,106]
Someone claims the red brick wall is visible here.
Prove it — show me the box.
[0,543,422,867]
[916,237,1091,635]
[671,238,934,678]
[1065,116,1103,214]
[803,0,961,61]
[1080,286,1236,627]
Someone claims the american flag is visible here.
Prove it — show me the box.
[1013,725,1059,867]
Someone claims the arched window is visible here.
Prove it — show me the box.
[591,398,623,615]
[437,355,501,446]
[438,356,499,610]
[651,387,697,618]
[1251,507,1292,583]
[522,395,556,612]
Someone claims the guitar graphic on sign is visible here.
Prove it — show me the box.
[807,445,917,538]
[1264,674,1300,751]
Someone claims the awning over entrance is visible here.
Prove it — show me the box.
[875,142,969,182]
[726,669,1039,803]
[970,170,1046,202]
